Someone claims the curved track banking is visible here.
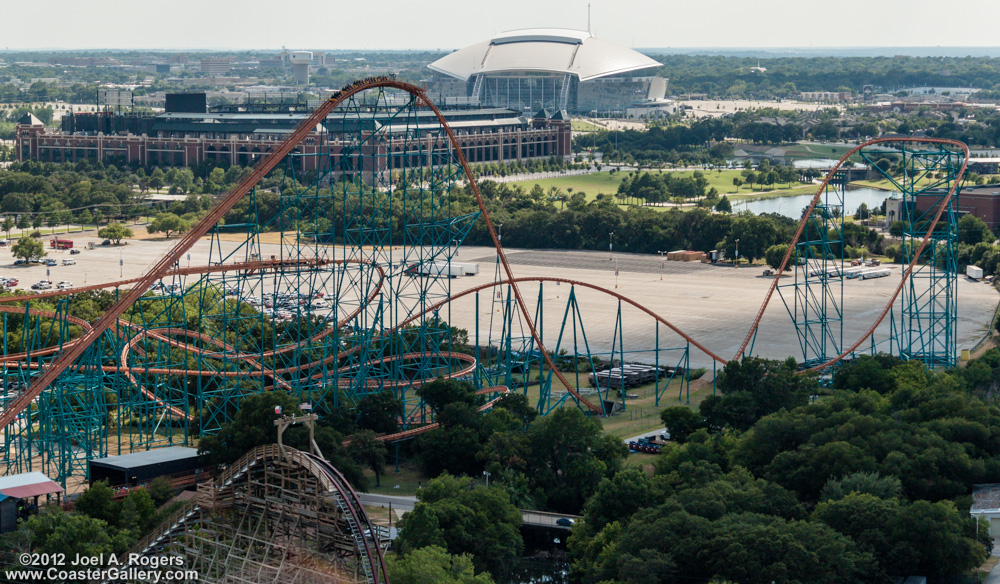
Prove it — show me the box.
[0,81,970,431]
[732,137,969,369]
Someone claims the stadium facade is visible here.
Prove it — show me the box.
[427,28,666,114]
[15,98,572,171]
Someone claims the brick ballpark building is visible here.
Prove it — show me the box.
[15,99,573,173]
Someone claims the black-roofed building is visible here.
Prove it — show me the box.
[88,446,202,487]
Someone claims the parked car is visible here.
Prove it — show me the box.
[556,518,576,527]
[69,249,81,255]
[43,259,57,267]
[13,259,26,266]
[7,278,18,287]
[57,281,73,290]
[31,281,52,290]
[62,258,76,266]
[101,240,111,246]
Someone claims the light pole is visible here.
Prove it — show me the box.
[452,239,458,258]
[483,470,491,489]
[657,250,666,280]
[497,223,503,244]
[609,232,614,261]
[735,238,740,269]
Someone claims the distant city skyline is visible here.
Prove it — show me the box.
[1,0,998,52]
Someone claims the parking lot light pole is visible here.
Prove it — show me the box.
[483,470,491,489]
[609,232,614,261]
[735,238,740,269]
[657,250,666,280]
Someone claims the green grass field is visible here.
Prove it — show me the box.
[571,120,604,132]
[505,169,819,205]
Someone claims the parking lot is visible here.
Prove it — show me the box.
[1,236,997,369]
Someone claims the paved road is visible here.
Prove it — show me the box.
[358,492,580,529]
[358,492,416,512]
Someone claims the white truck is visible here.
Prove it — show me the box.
[407,261,464,278]
[967,265,984,280]
[451,262,479,276]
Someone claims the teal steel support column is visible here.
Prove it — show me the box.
[654,321,660,406]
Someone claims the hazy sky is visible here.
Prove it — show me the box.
[3,0,999,51]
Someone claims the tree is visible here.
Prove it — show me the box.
[11,236,45,261]
[198,391,303,466]
[396,474,523,578]
[356,390,403,435]
[659,407,704,444]
[147,212,191,239]
[348,429,388,486]
[764,243,790,271]
[714,195,732,213]
[73,480,120,526]
[582,468,656,531]
[418,406,484,477]
[820,471,903,502]
[119,488,158,534]
[526,407,627,513]
[148,168,166,191]
[387,546,494,584]
[2,216,13,238]
[98,221,134,245]
[958,213,992,245]
[700,356,816,431]
[147,476,175,507]
[17,506,116,558]
[16,214,30,234]
[416,378,479,416]
[731,177,743,192]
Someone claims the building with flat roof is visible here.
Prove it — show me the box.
[886,184,1000,230]
[88,446,201,486]
[16,93,572,171]
[427,28,664,114]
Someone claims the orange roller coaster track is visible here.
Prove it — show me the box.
[0,79,970,431]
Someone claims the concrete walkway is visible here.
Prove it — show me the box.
[985,561,1000,584]
[983,539,1000,584]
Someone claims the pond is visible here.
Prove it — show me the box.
[739,187,894,219]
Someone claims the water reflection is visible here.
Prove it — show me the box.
[740,187,893,219]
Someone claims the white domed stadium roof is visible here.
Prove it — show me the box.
[429,28,661,82]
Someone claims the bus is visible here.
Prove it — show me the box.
[50,238,73,250]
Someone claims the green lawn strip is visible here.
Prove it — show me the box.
[505,169,817,204]
[366,459,426,496]
[571,120,604,132]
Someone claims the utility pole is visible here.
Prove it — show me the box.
[609,231,614,261]
[657,250,666,280]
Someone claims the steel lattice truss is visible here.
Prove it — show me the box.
[0,84,970,493]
